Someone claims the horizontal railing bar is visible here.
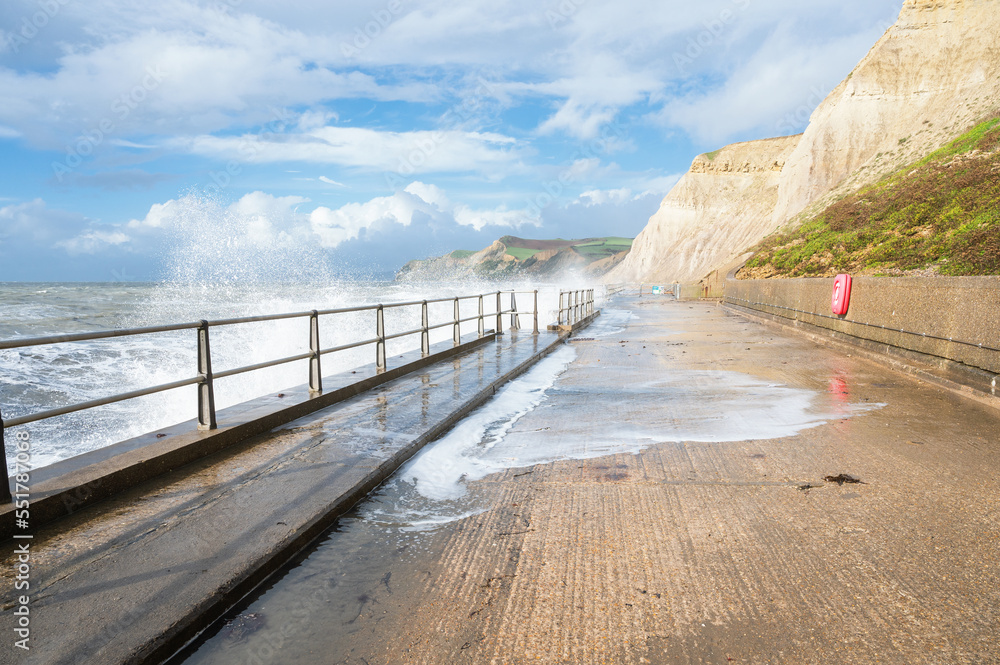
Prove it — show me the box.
[427,321,454,332]
[0,322,202,350]
[380,300,426,309]
[314,304,376,316]
[458,315,483,324]
[206,311,313,327]
[383,328,424,342]
[3,376,203,428]
[319,337,380,356]
[213,352,314,380]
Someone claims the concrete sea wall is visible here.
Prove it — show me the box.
[723,276,1000,382]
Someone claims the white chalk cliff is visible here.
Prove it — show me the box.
[611,0,1000,285]
[609,136,800,284]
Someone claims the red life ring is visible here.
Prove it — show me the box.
[831,274,852,316]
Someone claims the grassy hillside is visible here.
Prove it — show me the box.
[500,236,633,261]
[742,116,1000,278]
[504,246,542,261]
[572,237,633,259]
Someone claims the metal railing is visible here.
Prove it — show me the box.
[1,290,543,501]
[556,289,595,326]
[605,283,628,297]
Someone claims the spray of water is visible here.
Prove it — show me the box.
[2,195,599,472]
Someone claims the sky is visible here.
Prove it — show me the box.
[0,0,903,281]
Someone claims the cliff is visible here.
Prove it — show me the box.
[773,0,1000,226]
[396,236,632,281]
[612,0,1000,285]
[608,135,800,284]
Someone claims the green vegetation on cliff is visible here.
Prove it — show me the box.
[742,116,1000,278]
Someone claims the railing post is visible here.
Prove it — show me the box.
[309,310,322,394]
[478,294,485,338]
[558,291,564,325]
[1,411,11,504]
[533,290,539,334]
[511,292,520,330]
[376,305,386,372]
[421,300,430,356]
[496,291,503,336]
[197,320,217,431]
[453,297,461,346]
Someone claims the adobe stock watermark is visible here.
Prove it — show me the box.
[673,0,751,75]
[198,107,297,197]
[383,76,499,190]
[524,120,628,219]
[51,65,168,182]
[340,0,406,58]
[4,0,73,54]
[11,429,33,652]
[546,0,587,28]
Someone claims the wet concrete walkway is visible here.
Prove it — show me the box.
[0,329,570,665]
[178,296,999,664]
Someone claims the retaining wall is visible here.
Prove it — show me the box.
[724,276,1000,380]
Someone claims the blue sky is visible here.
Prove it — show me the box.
[0,0,902,281]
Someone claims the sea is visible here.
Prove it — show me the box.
[0,279,574,474]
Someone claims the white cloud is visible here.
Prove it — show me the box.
[171,126,521,175]
[62,184,540,259]
[454,206,539,231]
[310,181,538,246]
[318,176,346,187]
[0,199,89,246]
[57,230,131,255]
[310,192,423,248]
[403,181,450,210]
[0,0,903,151]
[576,174,681,208]
[579,188,633,207]
[653,16,895,144]
[0,3,436,148]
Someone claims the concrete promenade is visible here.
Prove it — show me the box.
[5,295,1000,664]
[183,296,998,664]
[0,328,572,665]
